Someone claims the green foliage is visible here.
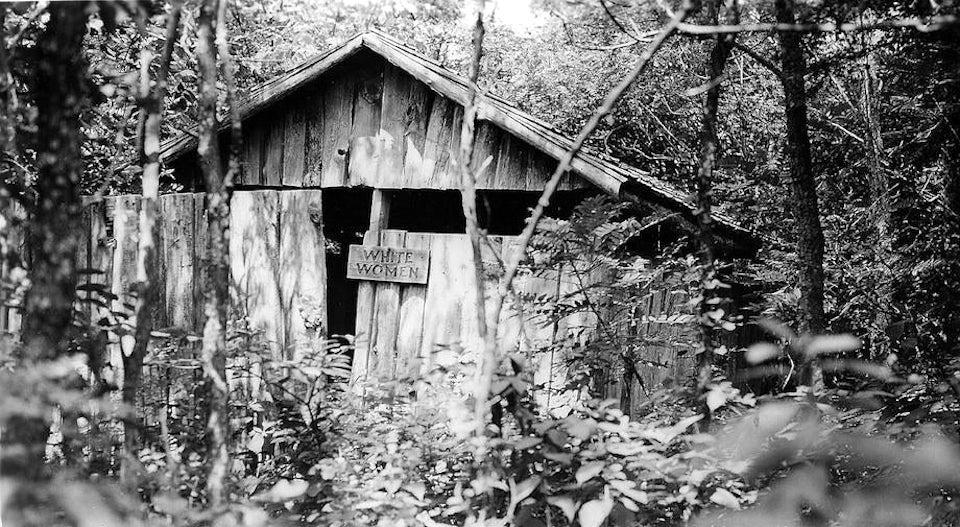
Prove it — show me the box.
[522,195,705,400]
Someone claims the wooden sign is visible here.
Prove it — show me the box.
[346,244,430,284]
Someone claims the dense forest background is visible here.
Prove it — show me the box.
[2,0,960,526]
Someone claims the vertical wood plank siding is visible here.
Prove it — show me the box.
[229,190,284,357]
[261,117,285,186]
[278,190,328,357]
[351,230,611,415]
[232,54,575,192]
[6,190,701,424]
[62,192,329,365]
[160,193,198,329]
[240,114,265,185]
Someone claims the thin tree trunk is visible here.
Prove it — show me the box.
[217,0,241,184]
[775,0,826,388]
[0,7,18,161]
[694,0,738,427]
[124,0,183,462]
[456,0,491,443]
[1,4,87,481]
[197,0,230,507]
[828,64,893,355]
[861,53,893,356]
[939,27,960,222]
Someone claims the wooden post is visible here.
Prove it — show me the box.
[350,189,391,387]
[373,230,406,380]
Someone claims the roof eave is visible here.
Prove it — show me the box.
[159,32,368,164]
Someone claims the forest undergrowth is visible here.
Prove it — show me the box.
[3,197,960,526]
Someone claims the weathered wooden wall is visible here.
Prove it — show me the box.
[601,287,698,418]
[230,189,328,359]
[214,51,584,192]
[3,188,703,420]
[350,229,608,413]
[75,194,207,337]
[44,191,328,363]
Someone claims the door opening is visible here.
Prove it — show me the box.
[322,188,373,337]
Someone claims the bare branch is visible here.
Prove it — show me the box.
[556,9,653,51]
[600,0,636,37]
[676,14,958,36]
[732,41,783,78]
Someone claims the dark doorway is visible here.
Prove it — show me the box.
[322,188,372,337]
[385,188,602,236]
[387,189,465,233]
[477,189,600,235]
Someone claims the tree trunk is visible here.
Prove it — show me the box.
[457,0,492,444]
[124,1,182,464]
[938,27,960,222]
[1,4,86,481]
[860,53,893,357]
[198,0,230,507]
[694,0,738,427]
[775,0,826,388]
[0,7,18,161]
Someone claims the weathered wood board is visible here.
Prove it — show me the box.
[320,73,355,187]
[350,228,380,385]
[110,195,141,363]
[422,97,461,186]
[159,193,199,330]
[348,61,385,187]
[229,190,284,359]
[240,115,265,185]
[191,193,209,331]
[370,230,405,378]
[350,189,389,385]
[282,108,307,186]
[278,190,327,357]
[394,233,430,380]
[262,117,285,186]
[87,200,113,337]
[303,85,325,186]
[346,244,430,284]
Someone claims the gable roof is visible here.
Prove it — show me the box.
[160,30,758,250]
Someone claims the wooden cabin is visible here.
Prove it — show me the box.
[62,31,757,413]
